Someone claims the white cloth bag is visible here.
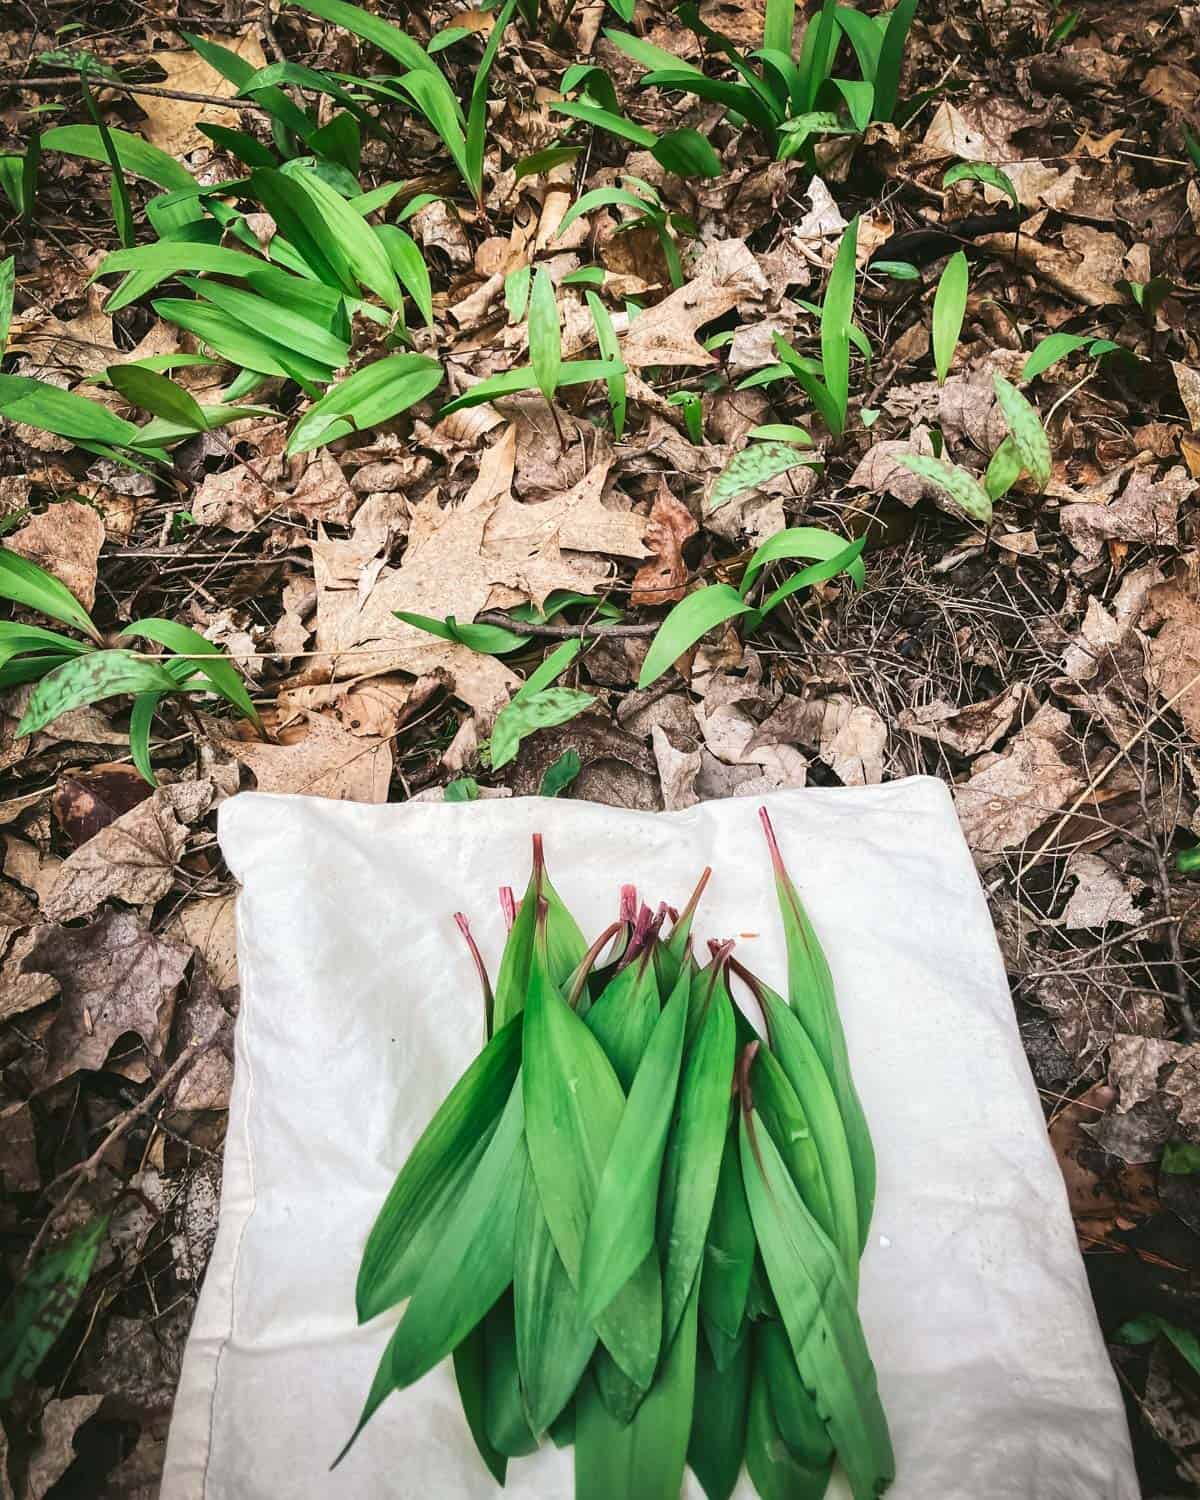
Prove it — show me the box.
[161,780,1138,1500]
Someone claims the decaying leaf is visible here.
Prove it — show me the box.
[630,478,697,607]
[25,1394,105,1500]
[619,277,744,369]
[24,910,192,1087]
[226,711,392,802]
[7,498,105,611]
[898,684,1025,757]
[43,781,213,923]
[954,703,1085,858]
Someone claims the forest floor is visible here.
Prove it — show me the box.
[2,0,1200,1494]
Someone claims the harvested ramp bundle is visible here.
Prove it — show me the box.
[162,782,1138,1500]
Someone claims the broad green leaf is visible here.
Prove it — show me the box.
[16,650,184,738]
[444,776,479,802]
[761,810,875,1251]
[562,266,606,287]
[513,1152,597,1434]
[480,1293,538,1457]
[741,1109,894,1499]
[528,267,562,407]
[1021,331,1090,380]
[897,453,992,523]
[394,610,526,655]
[745,1342,830,1500]
[118,617,260,724]
[562,62,622,114]
[523,939,626,1287]
[0,374,138,449]
[81,77,133,247]
[873,0,917,122]
[752,1042,837,1259]
[760,1317,835,1468]
[579,967,689,1321]
[107,365,207,430]
[397,68,472,193]
[438,358,624,416]
[248,166,358,294]
[638,69,778,135]
[586,292,625,440]
[745,538,866,632]
[870,258,920,280]
[699,1128,756,1358]
[336,1082,525,1461]
[984,434,1023,502]
[375,225,433,327]
[129,690,162,785]
[286,0,440,80]
[708,440,817,514]
[658,959,736,1349]
[943,159,1019,210]
[832,76,875,132]
[764,0,796,60]
[453,1323,507,1486]
[833,4,883,80]
[603,29,705,77]
[489,686,594,770]
[638,586,753,690]
[0,622,91,656]
[540,748,581,796]
[1116,1316,1200,1379]
[197,122,277,167]
[932,249,968,385]
[504,265,531,323]
[689,1328,751,1500]
[283,164,403,310]
[993,372,1051,488]
[153,298,333,386]
[96,242,296,312]
[747,422,814,444]
[575,1278,698,1500]
[552,100,657,149]
[286,353,443,454]
[492,836,587,1031]
[0,255,13,358]
[652,125,722,178]
[0,1217,108,1401]
[0,545,101,641]
[740,524,865,594]
[821,215,858,429]
[42,124,195,190]
[179,278,351,367]
[556,185,657,241]
[514,145,582,181]
[464,0,519,206]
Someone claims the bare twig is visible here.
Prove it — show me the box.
[2,74,276,113]
[475,611,662,638]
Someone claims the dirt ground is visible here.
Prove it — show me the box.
[2,0,1200,1494]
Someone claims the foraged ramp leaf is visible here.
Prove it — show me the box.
[356,1016,521,1322]
[993,373,1051,489]
[489,686,595,770]
[708,441,817,514]
[740,1108,894,1500]
[896,453,992,523]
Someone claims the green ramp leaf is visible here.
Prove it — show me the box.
[637,585,753,690]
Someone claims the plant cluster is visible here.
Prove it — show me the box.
[346,813,892,1499]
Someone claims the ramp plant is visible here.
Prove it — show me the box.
[342,814,893,1499]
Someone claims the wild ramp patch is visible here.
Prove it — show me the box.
[0,0,1198,1492]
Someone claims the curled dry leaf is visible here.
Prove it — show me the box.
[24,909,192,1087]
[162,894,238,992]
[26,1394,105,1500]
[1061,466,1192,563]
[652,723,702,811]
[1060,852,1144,930]
[619,276,744,370]
[630,478,697,607]
[817,697,888,786]
[898,683,1025,757]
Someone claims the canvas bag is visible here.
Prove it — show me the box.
[161,780,1139,1500]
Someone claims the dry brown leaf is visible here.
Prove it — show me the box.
[630,478,697,607]
[848,427,938,508]
[24,910,192,1087]
[954,702,1085,857]
[7,499,105,611]
[651,724,701,811]
[228,711,392,801]
[288,449,358,525]
[43,782,212,924]
[1173,362,1200,431]
[898,684,1025,756]
[1146,572,1200,742]
[619,277,743,369]
[1061,465,1192,562]
[137,33,266,155]
[0,932,58,1023]
[26,1395,105,1500]
[0,1099,39,1192]
[162,894,238,991]
[977,222,1126,307]
[817,697,887,786]
[1061,851,1144,929]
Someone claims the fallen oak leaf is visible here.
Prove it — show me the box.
[225,710,392,802]
[630,477,697,607]
[619,276,743,370]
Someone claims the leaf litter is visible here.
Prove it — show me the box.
[2,0,1200,1488]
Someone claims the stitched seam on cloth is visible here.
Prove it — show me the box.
[199,895,260,1499]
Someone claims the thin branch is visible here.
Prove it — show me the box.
[475,611,662,638]
[2,75,275,113]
